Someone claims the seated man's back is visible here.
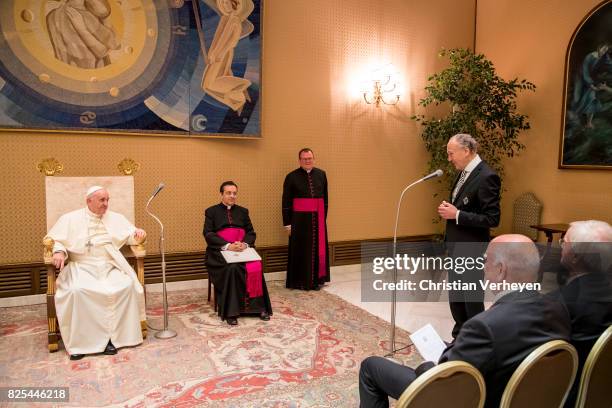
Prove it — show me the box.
[552,220,612,406]
[440,290,571,407]
[359,235,571,408]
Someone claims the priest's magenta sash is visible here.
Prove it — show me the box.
[217,227,263,298]
[293,198,327,278]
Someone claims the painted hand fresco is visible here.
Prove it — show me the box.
[560,0,612,168]
[0,0,261,137]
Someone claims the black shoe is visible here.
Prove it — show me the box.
[70,354,85,360]
[103,341,117,355]
[226,317,238,326]
[260,312,270,321]
[313,285,322,291]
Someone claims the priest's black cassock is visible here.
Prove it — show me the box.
[203,203,272,320]
[282,167,330,290]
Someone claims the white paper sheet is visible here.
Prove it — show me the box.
[221,247,262,263]
[409,323,447,363]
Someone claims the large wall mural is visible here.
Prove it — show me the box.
[0,0,262,137]
[560,0,611,168]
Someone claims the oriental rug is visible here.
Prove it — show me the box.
[0,282,420,407]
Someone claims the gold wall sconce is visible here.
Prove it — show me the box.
[362,64,400,107]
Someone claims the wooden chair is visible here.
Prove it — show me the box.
[42,175,147,352]
[500,340,578,408]
[206,253,218,312]
[574,325,612,408]
[396,361,485,408]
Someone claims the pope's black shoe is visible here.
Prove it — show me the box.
[226,317,238,326]
[103,341,117,355]
[260,312,270,321]
[70,354,85,360]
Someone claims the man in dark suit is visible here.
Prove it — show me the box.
[438,133,501,338]
[553,220,612,407]
[359,234,571,408]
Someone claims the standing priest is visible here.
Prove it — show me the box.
[203,181,272,326]
[46,186,146,360]
[282,148,330,290]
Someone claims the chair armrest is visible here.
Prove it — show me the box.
[128,236,146,286]
[129,235,147,258]
[43,236,55,264]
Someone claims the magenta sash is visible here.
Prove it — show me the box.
[216,227,263,298]
[293,198,327,278]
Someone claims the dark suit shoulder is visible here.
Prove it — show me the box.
[477,161,498,178]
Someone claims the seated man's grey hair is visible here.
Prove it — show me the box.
[567,220,612,274]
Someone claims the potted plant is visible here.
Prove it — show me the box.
[412,48,536,191]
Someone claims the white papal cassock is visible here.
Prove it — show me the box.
[47,208,145,355]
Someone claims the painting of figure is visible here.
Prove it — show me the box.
[560,0,612,168]
[0,0,261,137]
[46,0,120,69]
[200,0,255,115]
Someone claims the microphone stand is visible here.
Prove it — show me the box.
[145,186,177,339]
[386,172,441,359]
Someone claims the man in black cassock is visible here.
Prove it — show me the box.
[282,148,330,290]
[203,181,272,325]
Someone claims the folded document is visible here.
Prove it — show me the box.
[221,247,262,263]
[409,323,447,363]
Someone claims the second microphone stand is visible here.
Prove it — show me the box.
[385,170,442,358]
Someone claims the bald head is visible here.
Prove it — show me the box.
[562,220,612,274]
[484,234,540,289]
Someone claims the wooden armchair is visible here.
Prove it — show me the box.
[42,175,147,352]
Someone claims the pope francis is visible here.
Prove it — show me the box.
[46,186,146,360]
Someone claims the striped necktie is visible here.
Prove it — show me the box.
[451,170,467,203]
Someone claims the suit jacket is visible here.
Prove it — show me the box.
[436,290,571,408]
[445,161,501,243]
[554,273,612,365]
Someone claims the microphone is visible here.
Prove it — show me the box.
[150,182,165,199]
[419,169,443,182]
[387,168,443,358]
[144,181,177,339]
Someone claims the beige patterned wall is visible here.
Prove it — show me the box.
[0,0,476,264]
[476,0,612,235]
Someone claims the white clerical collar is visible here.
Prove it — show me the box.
[86,208,103,219]
[463,154,482,174]
[301,167,312,174]
[222,203,233,210]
